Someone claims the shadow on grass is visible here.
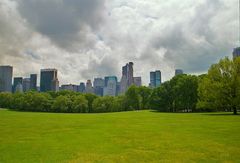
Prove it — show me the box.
[201,113,239,116]
[150,110,239,116]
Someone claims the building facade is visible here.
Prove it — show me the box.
[150,70,161,88]
[133,77,142,87]
[103,76,117,96]
[85,80,94,93]
[40,69,59,92]
[61,84,79,92]
[120,62,134,94]
[13,77,23,93]
[175,69,183,76]
[30,74,37,91]
[79,82,86,93]
[0,66,13,92]
[233,47,240,58]
[94,78,104,96]
[23,78,31,92]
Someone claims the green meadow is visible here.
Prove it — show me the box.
[0,109,239,162]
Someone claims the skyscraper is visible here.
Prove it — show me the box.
[94,78,104,96]
[13,77,23,93]
[0,66,13,92]
[85,80,94,93]
[133,77,142,87]
[150,70,161,88]
[233,47,240,58]
[79,82,86,93]
[61,84,78,92]
[104,76,117,96]
[30,74,37,91]
[175,69,183,76]
[120,62,134,93]
[40,69,59,92]
[23,78,31,92]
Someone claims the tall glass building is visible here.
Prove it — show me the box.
[40,69,59,92]
[23,78,31,92]
[0,66,13,92]
[175,69,183,76]
[13,77,23,93]
[79,82,86,93]
[104,76,117,96]
[150,70,161,88]
[94,78,104,96]
[233,47,240,59]
[30,74,37,91]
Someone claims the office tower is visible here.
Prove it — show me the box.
[150,70,161,88]
[30,74,37,91]
[133,77,142,87]
[13,77,23,93]
[120,62,134,93]
[175,69,183,76]
[0,66,13,92]
[23,78,31,92]
[40,69,59,92]
[86,80,94,93]
[79,82,86,93]
[15,83,23,93]
[103,76,117,96]
[94,78,104,96]
[61,84,78,92]
[116,82,121,96]
[233,47,240,58]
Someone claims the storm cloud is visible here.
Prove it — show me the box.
[0,0,238,85]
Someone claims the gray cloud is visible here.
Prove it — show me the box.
[0,0,238,85]
[17,0,106,50]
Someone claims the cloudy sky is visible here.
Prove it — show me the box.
[0,0,238,85]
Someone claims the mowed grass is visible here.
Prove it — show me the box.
[0,109,239,163]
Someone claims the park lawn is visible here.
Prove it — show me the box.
[0,109,239,163]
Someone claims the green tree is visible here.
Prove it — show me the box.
[197,57,240,114]
[149,81,173,112]
[92,96,114,113]
[110,95,127,112]
[84,93,98,113]
[72,95,88,113]
[172,75,198,112]
[0,92,13,109]
[51,95,72,113]
[125,85,141,110]
[138,86,152,109]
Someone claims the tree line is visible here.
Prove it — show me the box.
[0,57,239,114]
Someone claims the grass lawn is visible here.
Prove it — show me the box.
[0,109,239,162]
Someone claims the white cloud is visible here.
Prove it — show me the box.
[0,0,238,85]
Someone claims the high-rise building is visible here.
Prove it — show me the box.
[175,69,183,76]
[94,78,104,96]
[13,77,23,93]
[120,62,134,94]
[61,84,78,92]
[85,80,94,93]
[233,47,240,58]
[30,74,37,91]
[23,78,31,92]
[15,83,23,93]
[40,69,59,92]
[104,76,117,96]
[133,77,142,87]
[0,66,13,92]
[79,82,86,93]
[116,82,121,96]
[150,70,161,88]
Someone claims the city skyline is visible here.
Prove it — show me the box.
[0,0,239,85]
